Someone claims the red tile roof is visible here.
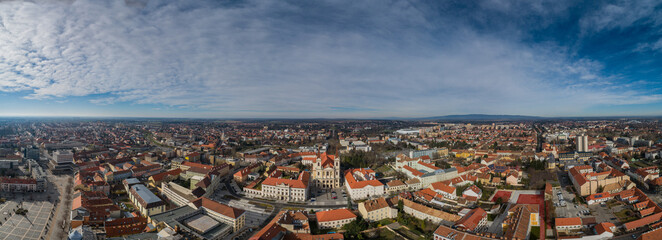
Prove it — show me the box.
[430,181,456,195]
[625,212,662,231]
[454,208,487,231]
[150,168,182,182]
[183,161,214,170]
[190,197,245,219]
[345,168,383,189]
[315,209,356,223]
[638,227,662,240]
[586,192,611,202]
[316,153,337,168]
[403,165,424,177]
[555,217,582,227]
[414,188,444,201]
[640,207,656,217]
[417,161,440,171]
[262,171,310,189]
[594,222,615,234]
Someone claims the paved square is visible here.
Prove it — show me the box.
[0,201,54,240]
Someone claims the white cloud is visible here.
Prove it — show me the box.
[579,0,662,34]
[0,0,658,117]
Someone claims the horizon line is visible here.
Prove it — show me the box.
[0,114,661,121]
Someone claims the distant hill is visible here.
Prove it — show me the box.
[416,114,543,121]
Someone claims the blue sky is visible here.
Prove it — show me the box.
[0,0,661,118]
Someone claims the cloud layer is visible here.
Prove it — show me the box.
[0,0,661,117]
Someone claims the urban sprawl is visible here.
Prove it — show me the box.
[1,119,662,240]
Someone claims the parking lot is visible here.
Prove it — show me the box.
[587,202,621,225]
[0,200,54,240]
[310,188,347,206]
[554,169,590,218]
[553,187,590,218]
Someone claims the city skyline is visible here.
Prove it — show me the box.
[1,0,662,118]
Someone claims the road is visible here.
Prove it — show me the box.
[612,229,646,240]
[487,203,511,236]
[45,173,73,240]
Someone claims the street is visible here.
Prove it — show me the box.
[45,173,73,240]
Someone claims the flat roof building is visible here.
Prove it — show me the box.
[149,197,245,240]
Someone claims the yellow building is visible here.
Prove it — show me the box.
[455,152,474,159]
[358,197,398,222]
[312,153,341,190]
[128,184,166,216]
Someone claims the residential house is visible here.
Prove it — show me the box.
[462,185,483,202]
[430,182,456,200]
[555,217,582,236]
[454,208,488,232]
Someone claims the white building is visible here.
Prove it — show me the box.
[462,185,482,201]
[351,141,372,152]
[161,181,203,207]
[53,150,74,164]
[577,135,588,152]
[430,182,456,200]
[394,154,458,189]
[245,170,310,202]
[345,168,385,200]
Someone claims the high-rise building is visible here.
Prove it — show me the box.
[576,135,588,152]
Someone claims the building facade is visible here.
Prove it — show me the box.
[345,168,385,200]
[576,135,588,152]
[358,197,397,222]
[311,153,341,190]
[129,184,166,216]
[245,169,310,202]
[569,165,631,196]
[315,209,356,229]
[0,178,37,192]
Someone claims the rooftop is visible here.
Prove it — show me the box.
[315,209,356,223]
[150,205,232,240]
[130,184,164,207]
